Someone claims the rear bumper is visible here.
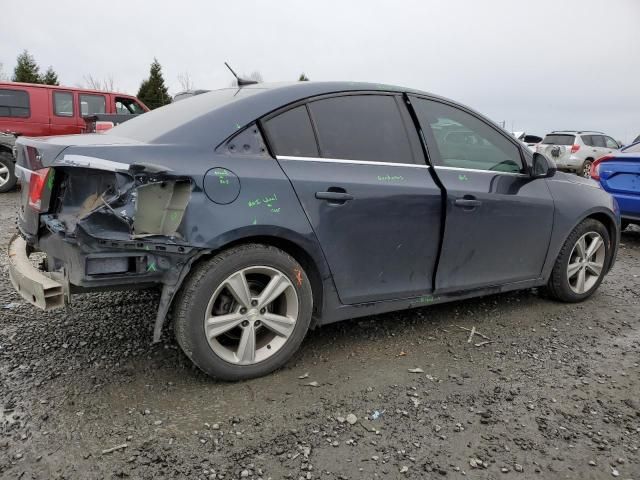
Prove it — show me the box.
[8,234,66,310]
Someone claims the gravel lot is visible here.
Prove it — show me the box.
[1,189,639,480]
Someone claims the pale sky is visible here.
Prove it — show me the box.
[1,0,639,142]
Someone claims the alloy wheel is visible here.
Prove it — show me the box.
[582,161,592,178]
[203,266,299,365]
[0,164,9,188]
[566,232,605,294]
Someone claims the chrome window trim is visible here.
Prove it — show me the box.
[434,165,529,177]
[276,155,431,169]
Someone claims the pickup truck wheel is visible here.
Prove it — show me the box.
[174,244,313,380]
[0,152,17,193]
[546,219,610,302]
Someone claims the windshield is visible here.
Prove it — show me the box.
[108,87,263,143]
[622,142,640,153]
[542,134,575,145]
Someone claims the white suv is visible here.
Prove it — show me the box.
[536,131,621,177]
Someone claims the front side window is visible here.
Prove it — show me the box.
[262,105,319,157]
[53,91,74,117]
[307,94,415,163]
[115,97,145,115]
[604,136,619,149]
[79,94,106,116]
[0,89,30,117]
[411,98,522,173]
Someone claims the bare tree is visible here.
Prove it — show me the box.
[83,74,117,92]
[177,72,194,91]
[0,62,7,81]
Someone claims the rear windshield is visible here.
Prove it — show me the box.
[542,134,575,145]
[108,87,262,143]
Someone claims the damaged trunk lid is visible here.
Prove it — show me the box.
[14,134,192,242]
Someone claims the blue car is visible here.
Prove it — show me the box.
[591,141,640,230]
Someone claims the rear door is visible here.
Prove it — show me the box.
[410,96,554,292]
[537,133,575,168]
[263,93,443,304]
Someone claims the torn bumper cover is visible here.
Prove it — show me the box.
[8,234,66,310]
[13,155,204,342]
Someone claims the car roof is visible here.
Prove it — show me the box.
[108,81,484,146]
[549,130,605,135]
[0,81,135,97]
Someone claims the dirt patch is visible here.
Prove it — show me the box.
[1,189,639,479]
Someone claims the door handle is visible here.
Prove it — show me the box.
[454,197,481,209]
[315,188,354,205]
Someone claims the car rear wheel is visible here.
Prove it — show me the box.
[0,152,17,193]
[174,244,313,380]
[546,219,611,302]
[581,159,593,178]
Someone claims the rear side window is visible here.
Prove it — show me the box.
[591,135,606,148]
[308,95,415,163]
[581,135,593,146]
[263,105,319,157]
[411,97,522,173]
[79,94,106,116]
[0,89,30,117]
[542,134,575,145]
[53,91,74,117]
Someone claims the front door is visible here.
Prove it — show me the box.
[410,96,555,292]
[262,94,442,304]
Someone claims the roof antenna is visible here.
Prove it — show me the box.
[225,62,258,87]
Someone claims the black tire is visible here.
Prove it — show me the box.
[0,152,17,193]
[581,159,593,178]
[546,219,611,302]
[174,244,313,380]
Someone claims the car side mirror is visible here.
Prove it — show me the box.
[531,152,557,178]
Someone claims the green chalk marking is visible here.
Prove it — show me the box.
[377,175,405,182]
[46,170,55,190]
[458,174,468,181]
[147,262,158,272]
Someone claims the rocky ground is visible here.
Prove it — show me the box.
[1,189,639,480]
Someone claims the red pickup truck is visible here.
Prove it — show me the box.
[0,82,148,192]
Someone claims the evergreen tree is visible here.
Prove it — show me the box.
[298,73,309,81]
[13,50,42,83]
[137,58,171,109]
[41,66,60,85]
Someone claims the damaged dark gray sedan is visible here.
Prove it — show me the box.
[8,82,620,380]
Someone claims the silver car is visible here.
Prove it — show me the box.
[536,131,621,177]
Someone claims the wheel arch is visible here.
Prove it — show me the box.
[580,209,619,274]
[214,234,325,319]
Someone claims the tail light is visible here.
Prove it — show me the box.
[95,121,115,133]
[590,155,614,181]
[28,168,53,211]
[570,144,580,153]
